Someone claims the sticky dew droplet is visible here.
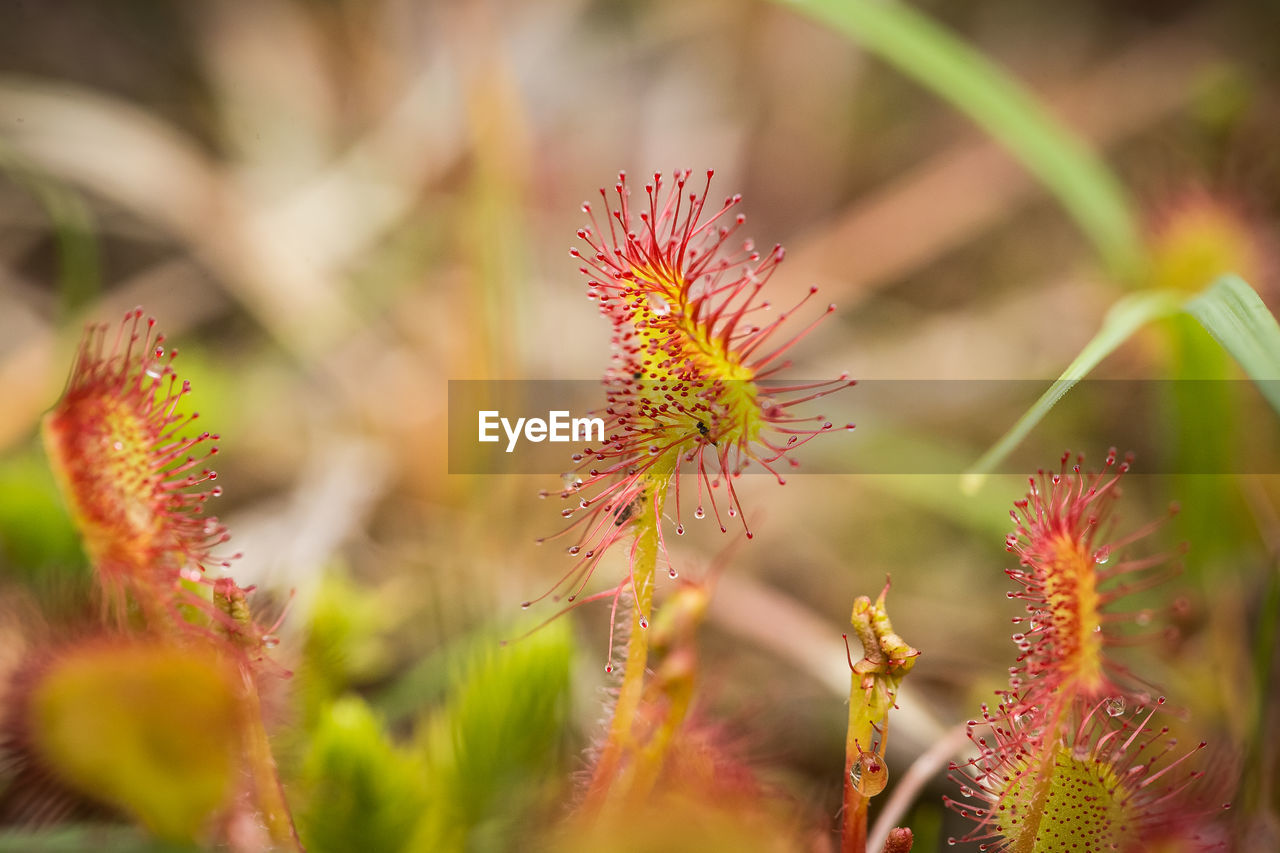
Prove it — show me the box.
[849,750,888,797]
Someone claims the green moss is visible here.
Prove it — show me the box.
[295,697,428,853]
[410,621,573,852]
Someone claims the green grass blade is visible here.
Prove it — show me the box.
[777,0,1144,278]
[1184,274,1280,411]
[965,274,1280,487]
[963,289,1183,490]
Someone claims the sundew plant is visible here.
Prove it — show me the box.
[0,2,1278,852]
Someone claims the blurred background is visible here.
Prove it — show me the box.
[1,0,1278,850]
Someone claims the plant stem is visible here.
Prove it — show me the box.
[581,489,660,814]
[625,645,696,802]
[843,683,890,853]
[237,666,303,851]
[843,586,918,853]
[842,734,870,853]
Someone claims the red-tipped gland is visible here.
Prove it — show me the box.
[535,171,854,611]
[947,693,1227,852]
[42,310,231,623]
[1005,451,1180,708]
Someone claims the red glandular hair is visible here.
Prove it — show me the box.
[945,693,1228,852]
[531,170,852,624]
[42,309,235,624]
[1004,450,1181,708]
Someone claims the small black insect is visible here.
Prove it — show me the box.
[696,420,709,437]
[613,496,641,526]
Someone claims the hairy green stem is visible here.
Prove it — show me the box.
[842,707,874,853]
[625,643,697,802]
[237,667,303,851]
[581,489,660,814]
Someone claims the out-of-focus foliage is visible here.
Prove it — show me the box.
[0,826,198,853]
[410,621,573,852]
[967,273,1280,482]
[779,0,1144,279]
[28,644,243,840]
[1185,275,1280,407]
[0,450,85,585]
[552,794,816,853]
[295,697,427,853]
[294,619,572,853]
[296,569,397,731]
